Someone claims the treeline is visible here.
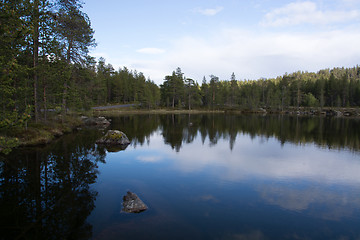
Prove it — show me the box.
[160,67,360,111]
[97,58,159,108]
[0,0,159,131]
[89,64,360,112]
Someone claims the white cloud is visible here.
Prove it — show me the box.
[258,184,360,220]
[261,1,360,27]
[104,26,360,85]
[136,47,165,54]
[194,6,224,16]
[136,155,163,163]
[160,28,360,81]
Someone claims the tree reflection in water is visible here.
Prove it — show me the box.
[0,129,105,240]
[112,114,360,152]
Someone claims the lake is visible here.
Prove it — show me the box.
[1,114,360,240]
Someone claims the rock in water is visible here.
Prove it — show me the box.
[83,116,111,126]
[122,191,148,213]
[96,130,130,145]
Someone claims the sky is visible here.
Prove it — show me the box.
[83,0,360,85]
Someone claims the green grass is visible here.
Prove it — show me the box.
[93,108,225,117]
[1,114,83,153]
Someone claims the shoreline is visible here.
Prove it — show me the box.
[92,107,360,117]
[2,107,359,154]
[0,115,83,154]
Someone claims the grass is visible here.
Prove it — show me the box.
[93,107,225,117]
[1,114,83,151]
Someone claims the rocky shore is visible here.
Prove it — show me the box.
[227,107,360,117]
[1,116,112,154]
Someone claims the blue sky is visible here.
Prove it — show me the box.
[83,0,360,84]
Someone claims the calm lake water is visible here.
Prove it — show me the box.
[1,114,360,240]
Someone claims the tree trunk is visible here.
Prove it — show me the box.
[43,82,47,122]
[62,40,73,121]
[62,82,67,123]
[188,93,191,110]
[297,87,301,109]
[107,79,111,103]
[212,88,215,109]
[33,0,40,122]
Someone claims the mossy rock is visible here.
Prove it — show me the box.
[96,130,130,146]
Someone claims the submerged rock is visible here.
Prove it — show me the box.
[96,130,130,146]
[103,144,129,152]
[122,191,148,213]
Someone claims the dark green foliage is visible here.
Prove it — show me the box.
[195,67,360,110]
[184,77,201,110]
[100,63,160,108]
[0,0,96,125]
[143,79,161,108]
[156,66,360,110]
[160,67,185,108]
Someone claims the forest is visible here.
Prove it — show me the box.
[1,1,360,135]
[160,66,360,111]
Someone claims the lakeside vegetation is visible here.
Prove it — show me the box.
[1,0,360,153]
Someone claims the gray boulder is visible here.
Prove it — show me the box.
[96,130,130,146]
[122,191,148,213]
[83,116,111,126]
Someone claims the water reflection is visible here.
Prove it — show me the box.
[112,114,360,152]
[168,137,360,184]
[109,114,360,227]
[1,114,360,240]
[123,130,360,219]
[258,184,360,220]
[0,129,104,240]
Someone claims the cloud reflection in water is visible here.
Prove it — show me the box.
[166,133,360,185]
[133,131,360,219]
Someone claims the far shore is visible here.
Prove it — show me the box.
[92,106,360,118]
[93,108,225,116]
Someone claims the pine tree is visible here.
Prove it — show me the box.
[209,75,219,109]
[55,0,96,114]
[160,68,184,108]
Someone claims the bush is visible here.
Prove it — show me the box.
[304,93,319,107]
